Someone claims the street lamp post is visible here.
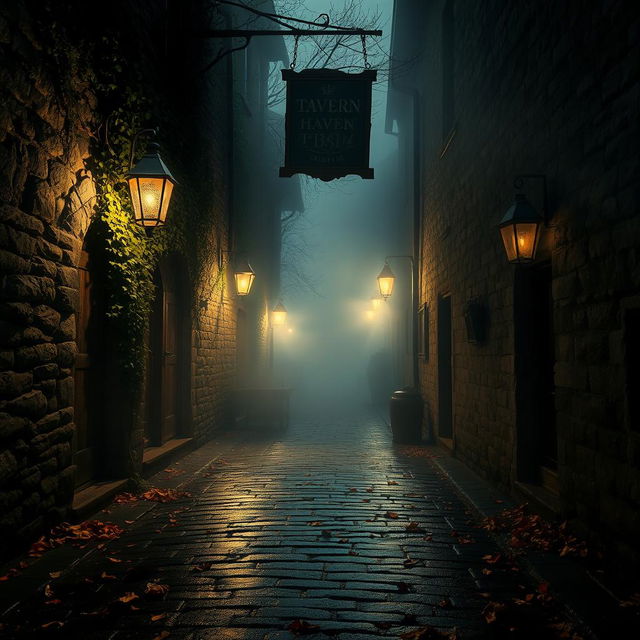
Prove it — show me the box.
[377,255,418,389]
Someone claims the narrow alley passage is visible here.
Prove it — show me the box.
[0,408,586,639]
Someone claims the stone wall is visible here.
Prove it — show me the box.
[0,0,239,552]
[0,2,97,541]
[413,0,640,565]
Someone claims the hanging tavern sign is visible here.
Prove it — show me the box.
[279,68,377,181]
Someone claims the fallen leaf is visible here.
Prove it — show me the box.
[388,480,399,485]
[482,553,502,564]
[338,538,349,544]
[404,558,421,568]
[152,632,170,640]
[288,619,322,634]
[49,571,61,579]
[349,487,358,492]
[481,568,493,575]
[191,562,213,572]
[406,521,426,533]
[366,487,374,493]
[386,511,399,519]
[307,521,322,526]
[107,557,122,564]
[348,550,359,556]
[117,592,139,604]
[41,621,65,629]
[144,583,169,599]
[100,572,117,581]
[151,613,167,622]
[482,601,506,624]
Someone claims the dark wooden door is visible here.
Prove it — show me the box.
[438,295,453,438]
[161,274,178,443]
[73,248,96,486]
[515,262,557,485]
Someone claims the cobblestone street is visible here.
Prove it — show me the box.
[0,407,585,639]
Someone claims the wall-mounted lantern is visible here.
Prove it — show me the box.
[127,129,177,228]
[272,301,288,326]
[499,175,547,264]
[233,258,256,296]
[377,262,395,299]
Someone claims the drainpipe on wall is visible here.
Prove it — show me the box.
[385,88,421,391]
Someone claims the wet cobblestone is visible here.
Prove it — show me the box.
[0,407,578,638]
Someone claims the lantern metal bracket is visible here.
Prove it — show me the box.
[128,128,159,170]
[513,174,549,224]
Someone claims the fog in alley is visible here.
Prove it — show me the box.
[272,0,406,411]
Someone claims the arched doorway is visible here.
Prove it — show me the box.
[73,229,104,487]
[145,254,191,446]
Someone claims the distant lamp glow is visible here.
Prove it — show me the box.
[371,295,383,310]
[377,262,395,299]
[499,193,543,263]
[233,258,255,296]
[127,140,177,228]
[365,309,375,321]
[272,301,288,326]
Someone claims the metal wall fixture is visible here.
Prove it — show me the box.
[219,250,256,296]
[127,128,177,229]
[499,174,548,264]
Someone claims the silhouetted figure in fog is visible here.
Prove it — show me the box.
[367,350,391,406]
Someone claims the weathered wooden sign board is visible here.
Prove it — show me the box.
[279,68,377,181]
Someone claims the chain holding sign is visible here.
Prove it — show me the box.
[279,68,377,181]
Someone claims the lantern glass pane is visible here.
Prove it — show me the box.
[272,310,287,326]
[514,222,539,260]
[378,275,395,298]
[157,179,174,226]
[234,271,255,296]
[500,225,518,262]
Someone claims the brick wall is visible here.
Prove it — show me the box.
[409,0,640,565]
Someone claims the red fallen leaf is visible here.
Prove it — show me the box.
[163,467,184,475]
[397,581,411,593]
[438,597,452,608]
[151,613,167,622]
[482,553,502,564]
[107,557,122,564]
[49,571,61,579]
[456,537,475,544]
[388,480,399,485]
[44,584,54,598]
[349,487,358,492]
[140,488,192,503]
[117,592,139,604]
[366,487,374,493]
[144,583,169,599]
[481,568,493,575]
[44,599,62,606]
[403,558,420,568]
[191,562,213,572]
[307,521,322,526]
[362,499,371,503]
[41,621,65,629]
[406,521,425,533]
[620,593,640,608]
[386,511,399,519]
[423,535,433,542]
[288,619,321,634]
[0,568,21,581]
[100,571,117,581]
[482,601,506,624]
[495,499,504,504]
[348,550,359,556]
[114,492,138,504]
[18,561,28,569]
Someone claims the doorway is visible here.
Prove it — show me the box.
[515,262,557,490]
[437,294,453,439]
[73,233,104,487]
[145,255,191,447]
